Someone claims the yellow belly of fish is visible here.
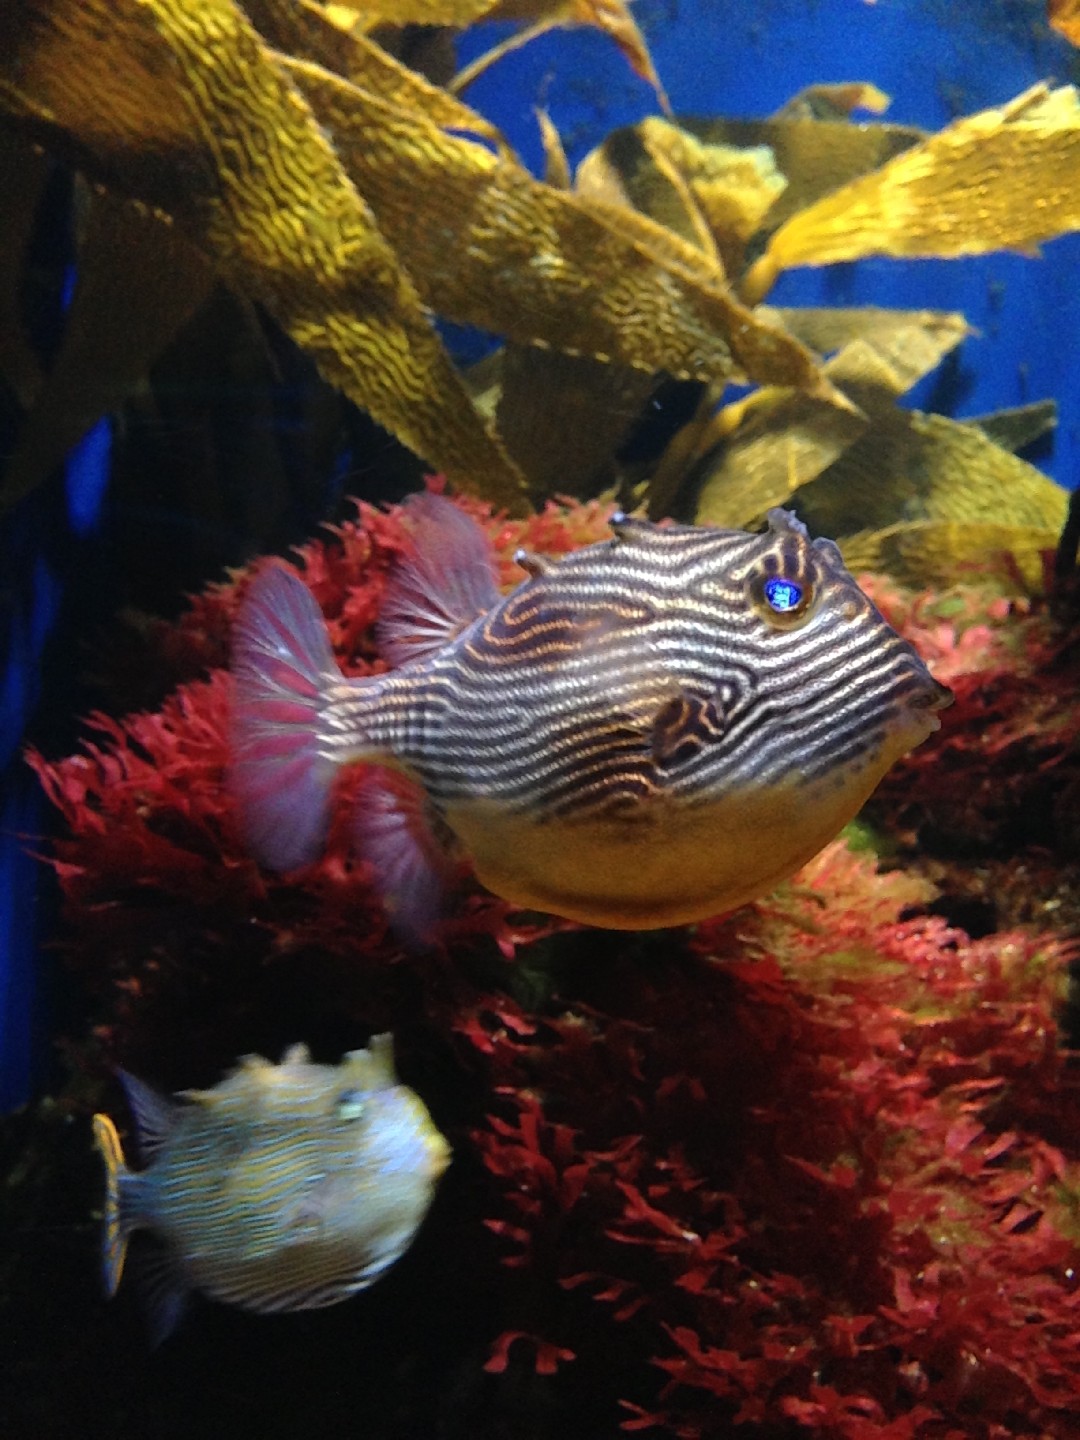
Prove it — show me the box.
[446,759,891,929]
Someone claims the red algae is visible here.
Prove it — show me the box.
[28,496,1080,1437]
[862,574,1080,861]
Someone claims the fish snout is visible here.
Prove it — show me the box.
[924,676,954,711]
[897,667,954,738]
[427,1132,453,1179]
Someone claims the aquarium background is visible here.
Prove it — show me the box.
[2,1,1080,1436]
[7,0,1080,1105]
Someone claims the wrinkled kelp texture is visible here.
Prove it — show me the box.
[26,494,1080,1439]
[4,0,1080,547]
[0,0,824,515]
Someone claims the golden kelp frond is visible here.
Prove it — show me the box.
[692,390,866,529]
[495,347,656,499]
[816,317,971,401]
[245,0,507,146]
[692,310,969,528]
[1,190,214,517]
[0,0,527,509]
[574,112,924,263]
[286,58,832,394]
[1050,0,1080,44]
[842,521,1058,596]
[747,84,1080,300]
[455,1,670,114]
[637,119,786,274]
[535,107,572,189]
[659,115,924,239]
[787,410,1068,542]
[635,124,726,270]
[775,307,970,366]
[774,81,891,121]
[329,0,496,19]
[965,400,1057,454]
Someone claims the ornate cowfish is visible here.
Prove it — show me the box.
[92,1035,449,1341]
[230,495,951,938]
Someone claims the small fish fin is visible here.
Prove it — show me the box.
[117,1069,178,1160]
[364,1032,397,1086]
[229,559,349,872]
[132,1238,190,1347]
[650,689,726,768]
[353,769,457,946]
[342,1032,397,1090]
[609,510,653,542]
[376,492,500,667]
[93,1112,135,1298]
[513,547,553,578]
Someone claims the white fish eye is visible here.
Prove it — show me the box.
[335,1088,366,1121]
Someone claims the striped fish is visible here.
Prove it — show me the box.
[92,1036,449,1341]
[230,495,951,939]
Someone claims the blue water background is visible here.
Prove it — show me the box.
[459,0,1080,461]
[2,0,1077,1108]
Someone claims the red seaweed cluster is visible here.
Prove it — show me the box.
[29,495,1080,1437]
[865,575,1080,860]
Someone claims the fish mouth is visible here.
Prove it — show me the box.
[902,676,954,733]
[428,1136,453,1178]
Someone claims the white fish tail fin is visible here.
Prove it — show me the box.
[93,1112,134,1298]
[229,560,368,872]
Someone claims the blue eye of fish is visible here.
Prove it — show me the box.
[763,577,804,613]
[335,1089,366,1121]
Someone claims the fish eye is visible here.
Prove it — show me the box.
[749,568,814,629]
[335,1089,366,1121]
[763,577,803,613]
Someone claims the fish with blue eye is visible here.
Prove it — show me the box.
[229,496,952,941]
[92,1036,450,1342]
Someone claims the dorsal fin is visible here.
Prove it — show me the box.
[609,510,652,542]
[117,1069,178,1160]
[513,548,553,578]
[376,493,500,667]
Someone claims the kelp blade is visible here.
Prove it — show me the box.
[788,410,1068,542]
[286,57,834,395]
[693,310,969,528]
[0,0,527,509]
[843,521,1058,596]
[752,84,1080,292]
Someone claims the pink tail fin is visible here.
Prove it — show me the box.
[229,561,342,872]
